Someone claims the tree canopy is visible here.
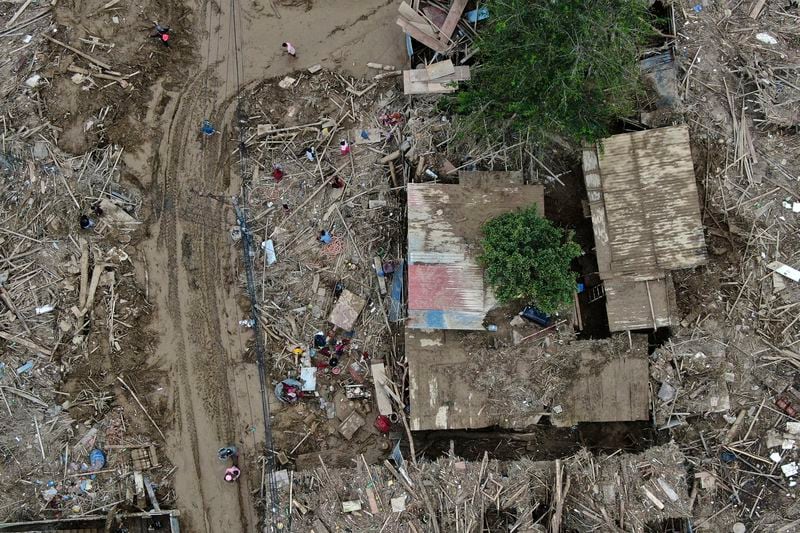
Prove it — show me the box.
[480,207,581,314]
[456,0,653,143]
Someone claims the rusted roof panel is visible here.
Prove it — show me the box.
[407,180,544,330]
[408,264,485,312]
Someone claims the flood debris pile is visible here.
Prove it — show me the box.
[457,330,580,424]
[675,1,800,345]
[650,328,800,529]
[240,70,410,465]
[280,443,690,532]
[0,14,170,520]
[651,337,735,430]
[0,139,172,522]
[662,2,800,527]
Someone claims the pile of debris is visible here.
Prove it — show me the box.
[277,443,690,532]
[239,70,408,465]
[458,328,579,424]
[0,8,171,522]
[395,0,477,57]
[675,0,800,345]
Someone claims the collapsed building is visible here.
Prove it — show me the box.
[404,171,651,431]
[282,443,692,533]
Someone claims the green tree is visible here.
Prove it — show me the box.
[480,207,581,314]
[457,0,653,143]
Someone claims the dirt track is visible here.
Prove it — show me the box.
[123,1,406,530]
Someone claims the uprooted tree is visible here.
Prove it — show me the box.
[456,0,654,143]
[480,207,581,314]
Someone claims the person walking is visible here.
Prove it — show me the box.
[281,42,296,57]
[218,446,238,461]
[272,163,284,182]
[224,465,241,482]
[79,215,95,230]
[339,139,350,156]
[152,22,170,47]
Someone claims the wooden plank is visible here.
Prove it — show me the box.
[5,0,33,28]
[371,362,393,416]
[749,0,767,18]
[399,1,429,25]
[407,66,470,83]
[398,1,439,38]
[373,257,387,295]
[403,70,457,95]
[0,330,52,356]
[44,35,113,71]
[397,1,439,39]
[426,59,455,80]
[396,16,448,54]
[407,19,438,38]
[439,0,469,40]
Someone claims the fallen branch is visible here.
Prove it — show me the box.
[45,34,113,71]
[117,375,166,442]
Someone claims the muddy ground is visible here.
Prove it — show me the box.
[26,0,407,531]
[4,0,799,530]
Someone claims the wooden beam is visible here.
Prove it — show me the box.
[44,35,113,71]
[426,59,455,80]
[407,66,470,83]
[402,70,457,95]
[749,0,767,18]
[0,331,51,357]
[396,16,448,54]
[439,0,468,40]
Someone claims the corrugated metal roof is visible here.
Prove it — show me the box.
[408,264,486,312]
[407,180,544,330]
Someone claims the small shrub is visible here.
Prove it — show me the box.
[480,207,581,314]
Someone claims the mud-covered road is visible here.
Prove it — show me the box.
[124,0,406,530]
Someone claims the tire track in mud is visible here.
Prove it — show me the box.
[153,65,252,533]
[153,74,213,532]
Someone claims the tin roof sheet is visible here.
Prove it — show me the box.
[406,179,544,330]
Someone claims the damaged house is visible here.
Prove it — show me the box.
[583,125,708,332]
[405,171,546,430]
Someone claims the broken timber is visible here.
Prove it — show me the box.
[402,64,470,95]
[395,0,469,53]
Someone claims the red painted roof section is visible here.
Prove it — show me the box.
[408,264,485,312]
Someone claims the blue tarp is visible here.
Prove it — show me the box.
[465,6,489,24]
[388,260,405,322]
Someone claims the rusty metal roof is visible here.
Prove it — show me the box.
[407,179,545,330]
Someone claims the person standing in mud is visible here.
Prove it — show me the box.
[151,22,171,47]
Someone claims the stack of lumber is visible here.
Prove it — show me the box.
[402,59,471,95]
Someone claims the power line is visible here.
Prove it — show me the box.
[226,0,282,529]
